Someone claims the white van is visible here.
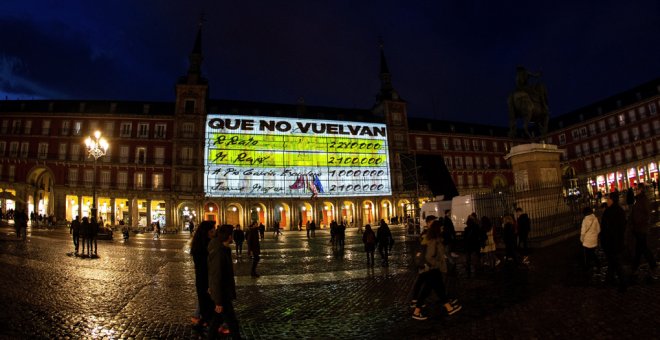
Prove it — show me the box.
[420,199,452,222]
[450,195,474,234]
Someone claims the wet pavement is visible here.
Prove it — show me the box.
[0,221,659,339]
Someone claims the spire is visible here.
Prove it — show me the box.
[187,13,205,79]
[376,38,398,102]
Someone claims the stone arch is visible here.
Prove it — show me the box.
[273,202,291,230]
[379,199,393,223]
[177,201,198,231]
[361,199,376,225]
[26,166,56,217]
[225,202,244,228]
[492,175,508,189]
[248,202,267,226]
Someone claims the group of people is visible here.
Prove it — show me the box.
[580,184,657,292]
[361,219,394,266]
[69,215,100,257]
[329,220,347,250]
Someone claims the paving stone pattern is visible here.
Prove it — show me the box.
[0,221,659,339]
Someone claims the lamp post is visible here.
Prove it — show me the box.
[85,131,109,220]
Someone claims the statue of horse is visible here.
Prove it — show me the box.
[508,80,549,139]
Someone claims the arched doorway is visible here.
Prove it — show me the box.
[26,166,55,220]
[321,202,335,228]
[340,201,355,227]
[380,199,393,224]
[178,202,197,232]
[492,175,508,190]
[204,202,219,222]
[249,203,267,226]
[274,202,291,230]
[226,203,243,227]
[397,199,412,222]
[299,202,313,228]
[362,200,375,225]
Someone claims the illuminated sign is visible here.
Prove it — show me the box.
[204,114,391,197]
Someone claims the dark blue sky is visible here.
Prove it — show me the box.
[2,1,659,126]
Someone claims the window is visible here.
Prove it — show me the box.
[444,157,452,168]
[467,175,474,187]
[607,116,616,128]
[472,140,480,151]
[120,146,129,163]
[571,129,579,139]
[463,139,470,151]
[68,169,79,185]
[601,136,609,149]
[579,127,587,138]
[137,123,149,138]
[588,123,596,136]
[415,137,423,150]
[638,106,647,118]
[155,124,166,139]
[635,145,643,158]
[42,120,51,135]
[442,138,449,150]
[61,121,70,135]
[483,156,489,168]
[180,147,193,164]
[598,120,606,133]
[645,142,653,155]
[38,143,48,159]
[1,120,7,134]
[0,142,5,156]
[611,133,619,146]
[104,121,115,137]
[465,157,473,169]
[581,142,589,155]
[182,123,195,138]
[429,137,437,150]
[625,148,633,161]
[23,120,32,134]
[575,144,582,157]
[184,99,195,113]
[103,147,111,163]
[474,157,481,169]
[117,171,128,189]
[179,173,192,190]
[558,134,566,145]
[481,140,487,152]
[134,172,145,189]
[70,144,80,161]
[631,126,640,140]
[72,121,82,135]
[12,120,21,134]
[453,139,462,151]
[650,102,657,115]
[628,110,636,122]
[617,113,625,126]
[642,124,651,137]
[59,143,67,160]
[9,142,19,157]
[654,120,660,134]
[136,147,146,164]
[154,147,165,165]
[100,170,111,188]
[120,122,132,137]
[88,120,99,134]
[153,173,163,190]
[457,175,464,186]
[492,141,499,152]
[494,157,501,168]
[477,174,484,186]
[391,112,402,125]
[585,159,592,171]
[604,154,612,166]
[594,157,601,168]
[621,130,629,143]
[454,156,463,169]
[591,139,599,153]
[393,134,404,148]
[8,165,15,182]
[615,151,622,164]
[20,142,29,158]
[84,169,94,187]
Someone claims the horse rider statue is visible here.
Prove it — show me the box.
[508,65,550,138]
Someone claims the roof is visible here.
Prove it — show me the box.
[407,117,510,137]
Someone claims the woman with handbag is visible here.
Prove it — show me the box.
[412,220,462,320]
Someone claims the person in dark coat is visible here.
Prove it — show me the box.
[70,215,81,254]
[90,217,99,256]
[376,219,393,266]
[629,184,657,279]
[80,217,90,257]
[626,187,635,208]
[232,224,245,257]
[515,208,531,256]
[463,213,482,275]
[338,222,346,250]
[246,222,261,277]
[442,210,456,255]
[502,214,518,263]
[258,222,265,240]
[208,224,241,339]
[600,191,628,292]
[190,221,216,327]
[362,224,377,265]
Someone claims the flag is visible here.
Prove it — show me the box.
[313,175,324,193]
[307,175,319,198]
[289,175,305,189]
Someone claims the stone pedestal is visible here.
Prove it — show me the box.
[505,143,575,245]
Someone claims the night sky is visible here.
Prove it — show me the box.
[2,1,659,126]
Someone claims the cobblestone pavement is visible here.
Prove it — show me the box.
[0,221,659,339]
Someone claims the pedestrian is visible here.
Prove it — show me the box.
[190,220,215,328]
[233,224,245,257]
[14,209,28,240]
[362,224,376,265]
[502,214,518,263]
[90,217,99,256]
[208,224,242,339]
[626,187,635,208]
[189,220,195,236]
[600,191,628,292]
[80,217,90,257]
[70,215,81,255]
[272,221,282,238]
[410,215,436,308]
[310,220,316,237]
[338,222,346,250]
[412,220,462,320]
[516,207,531,259]
[463,213,482,276]
[629,184,657,280]
[306,220,311,238]
[376,219,393,266]
[580,207,601,275]
[480,216,498,268]
[259,222,265,240]
[247,222,261,277]
[153,222,160,240]
[442,210,457,256]
[330,220,337,248]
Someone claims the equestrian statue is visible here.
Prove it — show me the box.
[507,66,549,139]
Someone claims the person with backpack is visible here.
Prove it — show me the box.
[70,215,81,255]
[376,219,394,267]
[463,213,482,276]
[362,224,377,266]
[412,220,462,320]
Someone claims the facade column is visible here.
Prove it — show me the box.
[55,190,66,223]
[110,197,116,225]
[130,197,137,227]
[77,195,82,219]
[166,197,175,231]
[146,199,152,225]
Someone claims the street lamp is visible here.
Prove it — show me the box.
[85,130,109,219]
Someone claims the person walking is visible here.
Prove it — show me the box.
[412,220,462,320]
[258,222,265,240]
[629,184,657,280]
[362,224,377,266]
[376,219,394,267]
[310,220,316,238]
[208,224,242,339]
[580,207,601,276]
[442,210,457,257]
[247,222,261,277]
[233,224,245,257]
[190,221,215,328]
[90,217,99,257]
[80,217,90,257]
[480,216,498,268]
[14,209,28,240]
[306,220,311,238]
[70,216,81,255]
[189,220,195,236]
[502,214,518,263]
[410,215,436,308]
[463,213,482,276]
[600,192,628,292]
[516,208,531,260]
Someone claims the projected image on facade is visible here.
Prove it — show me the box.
[204,114,392,197]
